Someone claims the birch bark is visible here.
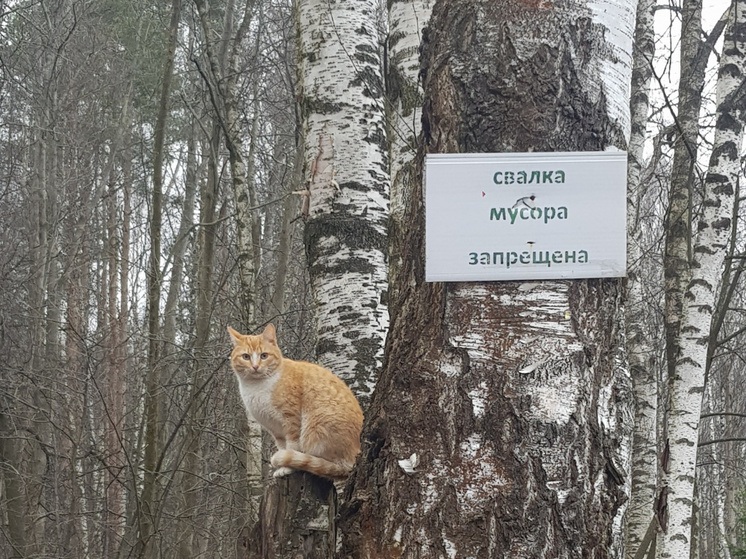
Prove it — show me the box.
[657,0,746,555]
[388,0,432,301]
[662,0,701,387]
[721,360,745,556]
[339,0,635,556]
[697,360,733,559]
[298,0,389,406]
[624,0,658,553]
[249,3,390,555]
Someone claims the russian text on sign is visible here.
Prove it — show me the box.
[469,250,589,267]
[425,151,627,282]
[490,206,568,224]
[493,170,566,184]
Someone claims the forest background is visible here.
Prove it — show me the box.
[0,0,745,558]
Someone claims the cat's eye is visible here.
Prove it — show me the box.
[242,353,251,360]
[260,353,268,360]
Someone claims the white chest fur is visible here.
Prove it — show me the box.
[236,374,284,438]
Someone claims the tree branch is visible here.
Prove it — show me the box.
[699,437,746,447]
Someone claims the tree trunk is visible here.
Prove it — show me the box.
[138,1,181,556]
[247,1,390,554]
[721,359,746,558]
[339,0,635,556]
[252,475,335,559]
[162,129,198,369]
[697,359,732,559]
[193,0,266,543]
[176,115,221,558]
[170,118,203,558]
[298,0,390,406]
[26,124,52,559]
[194,0,260,328]
[64,222,90,558]
[0,411,26,558]
[624,0,658,554]
[43,109,63,557]
[105,137,128,558]
[270,140,302,323]
[662,0,702,382]
[388,0,433,303]
[657,0,746,555]
[116,137,136,559]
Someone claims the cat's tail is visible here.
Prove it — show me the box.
[270,449,352,480]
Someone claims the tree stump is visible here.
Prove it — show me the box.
[249,472,336,559]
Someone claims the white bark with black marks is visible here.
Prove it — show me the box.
[339,0,635,556]
[624,0,658,554]
[658,0,746,555]
[298,0,390,406]
[388,0,433,302]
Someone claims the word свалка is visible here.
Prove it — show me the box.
[493,170,566,184]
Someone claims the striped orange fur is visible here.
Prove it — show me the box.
[228,324,363,480]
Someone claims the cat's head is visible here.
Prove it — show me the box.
[228,324,283,380]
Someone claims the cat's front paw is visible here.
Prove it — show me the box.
[273,466,294,478]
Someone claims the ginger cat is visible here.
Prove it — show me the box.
[228,324,363,480]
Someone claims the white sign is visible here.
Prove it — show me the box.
[425,151,627,282]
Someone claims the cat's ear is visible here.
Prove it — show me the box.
[262,324,277,345]
[227,326,243,347]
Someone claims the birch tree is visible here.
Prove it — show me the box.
[194,0,261,328]
[192,0,266,534]
[624,0,658,553]
[662,0,703,384]
[388,0,432,298]
[339,0,636,555]
[698,236,746,557]
[297,0,389,405]
[657,0,746,555]
[247,1,390,555]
